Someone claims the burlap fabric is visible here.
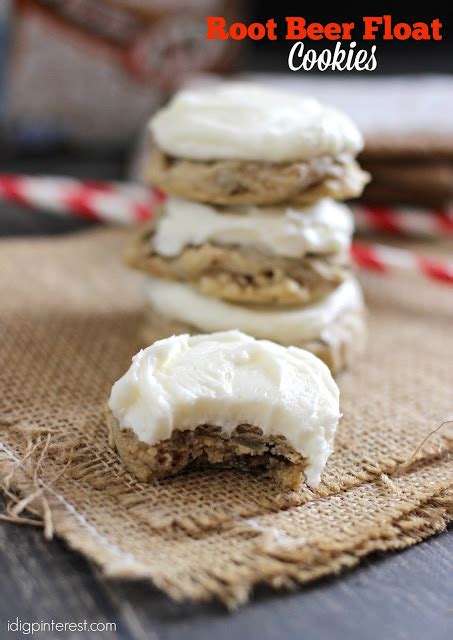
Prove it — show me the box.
[0,228,452,608]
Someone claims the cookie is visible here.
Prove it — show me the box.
[107,331,341,488]
[126,197,353,306]
[147,83,369,205]
[129,240,350,307]
[139,276,366,374]
[360,158,453,208]
[107,413,308,490]
[147,149,369,206]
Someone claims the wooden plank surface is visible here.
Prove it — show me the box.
[0,496,451,640]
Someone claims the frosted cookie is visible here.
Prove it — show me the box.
[126,197,353,306]
[140,276,366,374]
[107,331,341,489]
[147,83,369,205]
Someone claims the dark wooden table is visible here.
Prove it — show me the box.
[0,178,451,640]
[1,494,451,640]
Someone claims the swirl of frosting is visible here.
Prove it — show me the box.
[150,82,363,162]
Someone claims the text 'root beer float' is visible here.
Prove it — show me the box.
[205,15,443,41]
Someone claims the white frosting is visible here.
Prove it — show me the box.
[108,330,341,485]
[153,197,354,258]
[150,82,363,162]
[143,276,363,344]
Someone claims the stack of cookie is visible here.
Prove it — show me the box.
[126,83,370,372]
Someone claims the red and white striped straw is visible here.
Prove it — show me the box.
[352,203,453,237]
[351,242,453,286]
[2,173,453,238]
[1,173,452,286]
[0,173,161,225]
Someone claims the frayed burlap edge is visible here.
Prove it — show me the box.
[1,436,451,609]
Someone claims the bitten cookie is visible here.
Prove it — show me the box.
[126,197,353,306]
[146,83,370,205]
[107,331,341,489]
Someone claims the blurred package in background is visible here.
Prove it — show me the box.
[1,0,242,151]
[250,74,453,210]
